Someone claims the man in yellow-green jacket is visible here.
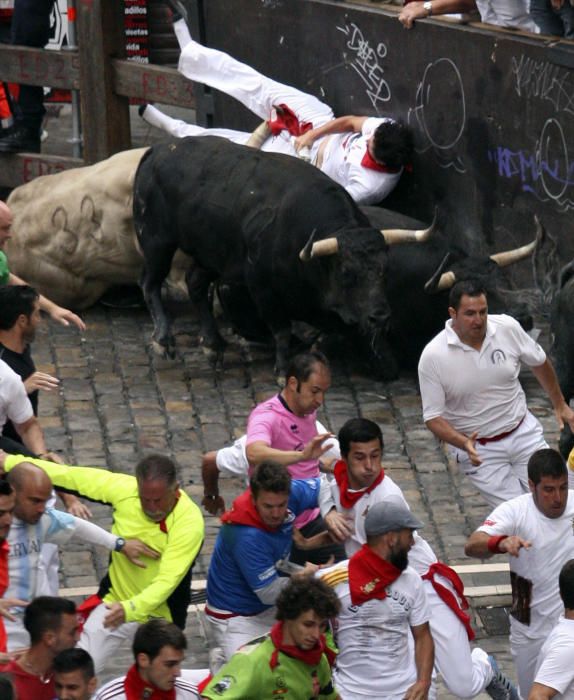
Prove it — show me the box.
[1,451,204,674]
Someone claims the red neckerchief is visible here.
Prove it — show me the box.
[268,103,313,137]
[269,621,336,670]
[124,664,175,700]
[159,489,181,534]
[422,562,475,641]
[333,460,384,509]
[220,489,276,532]
[361,148,402,173]
[349,544,402,606]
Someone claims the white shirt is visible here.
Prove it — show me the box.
[94,670,202,699]
[478,493,574,641]
[5,507,117,651]
[418,314,546,438]
[0,358,33,429]
[534,616,574,699]
[320,117,402,205]
[320,560,430,699]
[319,472,437,573]
[475,0,539,32]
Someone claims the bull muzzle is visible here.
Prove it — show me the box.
[380,208,437,245]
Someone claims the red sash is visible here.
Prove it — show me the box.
[220,489,276,532]
[124,663,175,700]
[333,460,384,508]
[348,544,402,606]
[361,148,401,173]
[269,621,336,669]
[268,103,313,137]
[422,562,475,641]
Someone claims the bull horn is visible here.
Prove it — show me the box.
[246,121,272,150]
[381,208,438,245]
[424,253,456,293]
[489,216,544,267]
[299,229,339,261]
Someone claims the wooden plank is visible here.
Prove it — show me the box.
[465,584,512,597]
[113,59,195,108]
[0,154,84,189]
[0,45,80,90]
[77,0,132,163]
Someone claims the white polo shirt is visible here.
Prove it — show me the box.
[0,358,33,430]
[478,493,574,642]
[418,314,546,438]
[534,616,574,699]
[320,560,430,699]
[320,117,402,205]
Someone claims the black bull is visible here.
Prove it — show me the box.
[133,136,539,377]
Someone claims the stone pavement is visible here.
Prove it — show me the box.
[18,105,565,697]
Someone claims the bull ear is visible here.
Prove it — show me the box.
[299,229,339,261]
[424,252,456,293]
[381,207,437,245]
[246,122,272,150]
[489,216,543,267]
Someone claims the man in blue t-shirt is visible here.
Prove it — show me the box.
[205,461,322,672]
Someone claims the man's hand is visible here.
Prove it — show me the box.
[62,493,92,519]
[555,403,574,433]
[464,432,482,465]
[404,679,431,699]
[0,450,7,472]
[103,602,126,629]
[202,493,226,516]
[0,598,28,621]
[498,536,531,557]
[301,433,334,462]
[292,528,334,551]
[398,2,430,28]
[23,372,60,394]
[49,306,86,331]
[121,539,161,568]
[324,509,353,542]
[294,132,315,152]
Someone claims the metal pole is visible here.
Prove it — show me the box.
[64,0,83,158]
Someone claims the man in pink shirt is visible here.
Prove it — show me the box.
[246,351,344,564]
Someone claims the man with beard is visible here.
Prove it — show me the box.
[319,499,434,700]
[418,280,574,508]
[201,577,341,699]
[314,417,517,700]
[93,619,202,700]
[0,452,204,674]
[465,448,574,698]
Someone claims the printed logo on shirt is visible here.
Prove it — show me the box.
[305,479,318,490]
[385,586,413,612]
[259,565,277,582]
[290,424,299,433]
[211,675,235,694]
[273,675,288,694]
[9,538,41,558]
[491,349,507,364]
[483,519,496,526]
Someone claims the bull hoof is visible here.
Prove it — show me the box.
[151,339,176,359]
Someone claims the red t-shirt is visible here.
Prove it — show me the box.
[0,659,55,700]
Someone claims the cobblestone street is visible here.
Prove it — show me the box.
[30,292,562,697]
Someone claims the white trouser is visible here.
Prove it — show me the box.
[449,411,550,509]
[204,606,276,673]
[425,578,493,698]
[510,629,545,699]
[78,603,139,675]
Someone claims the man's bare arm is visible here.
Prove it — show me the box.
[246,434,333,468]
[14,416,47,455]
[399,0,476,27]
[405,622,434,699]
[294,116,369,151]
[528,683,558,700]
[531,359,574,432]
[425,417,481,465]
[465,531,532,558]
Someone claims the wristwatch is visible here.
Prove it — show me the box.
[423,1,433,14]
[114,537,126,552]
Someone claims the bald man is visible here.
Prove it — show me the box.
[0,201,85,331]
[4,463,156,651]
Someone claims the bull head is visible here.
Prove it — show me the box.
[424,216,544,293]
[380,208,437,245]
